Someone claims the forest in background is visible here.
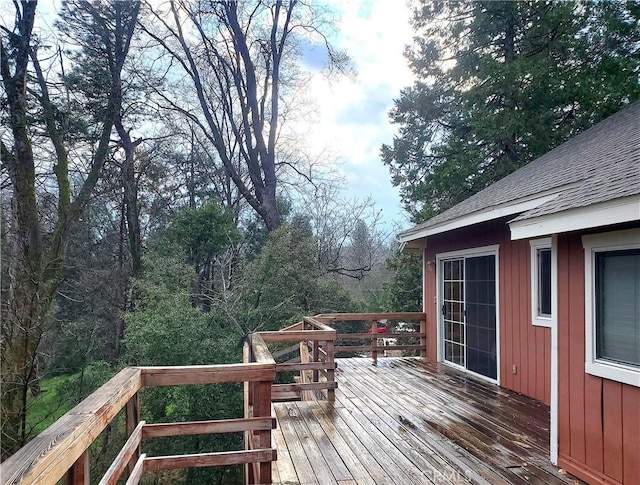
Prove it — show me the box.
[2,0,638,483]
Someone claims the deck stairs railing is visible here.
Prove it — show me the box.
[0,312,425,485]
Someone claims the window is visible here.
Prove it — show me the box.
[530,238,556,327]
[584,229,640,387]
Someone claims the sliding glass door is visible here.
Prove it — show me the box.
[441,253,497,380]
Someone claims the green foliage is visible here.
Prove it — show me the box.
[170,202,240,268]
[383,0,640,222]
[381,252,423,313]
[123,245,244,483]
[232,225,357,332]
[124,249,241,366]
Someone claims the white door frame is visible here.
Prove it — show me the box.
[436,245,500,385]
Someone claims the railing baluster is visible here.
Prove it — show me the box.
[312,339,320,383]
[371,320,378,365]
[66,449,89,485]
[125,393,141,475]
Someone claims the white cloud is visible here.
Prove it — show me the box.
[297,0,415,233]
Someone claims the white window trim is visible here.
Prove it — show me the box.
[583,228,640,388]
[530,238,556,328]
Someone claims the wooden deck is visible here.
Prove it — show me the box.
[272,357,583,485]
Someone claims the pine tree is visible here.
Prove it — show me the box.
[382,0,640,222]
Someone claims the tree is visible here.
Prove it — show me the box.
[0,0,139,455]
[382,1,640,222]
[139,0,347,231]
[169,201,241,310]
[124,245,244,484]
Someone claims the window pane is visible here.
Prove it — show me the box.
[595,250,640,367]
[537,248,552,317]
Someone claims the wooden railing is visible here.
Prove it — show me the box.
[0,337,277,485]
[315,312,427,365]
[0,313,420,484]
[260,317,337,402]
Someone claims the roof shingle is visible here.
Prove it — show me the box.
[403,101,640,236]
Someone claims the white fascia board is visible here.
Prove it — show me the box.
[509,194,640,240]
[398,192,563,244]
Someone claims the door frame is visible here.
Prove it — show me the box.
[436,245,500,385]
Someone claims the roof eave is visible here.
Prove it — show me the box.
[509,194,640,240]
[398,191,566,245]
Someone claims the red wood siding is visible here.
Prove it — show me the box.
[499,238,551,404]
[423,219,551,404]
[557,232,640,485]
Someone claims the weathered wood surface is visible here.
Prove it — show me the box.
[299,342,313,401]
[276,361,337,372]
[334,344,423,353]
[65,450,89,485]
[336,332,425,339]
[302,316,335,331]
[273,357,585,485]
[315,312,426,321]
[250,332,276,365]
[140,363,275,387]
[259,330,335,343]
[0,367,142,485]
[143,449,277,471]
[123,454,145,485]
[142,417,275,438]
[98,421,144,485]
[272,382,338,393]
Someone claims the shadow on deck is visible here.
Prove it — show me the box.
[272,357,583,485]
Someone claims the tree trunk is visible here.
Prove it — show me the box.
[115,120,143,277]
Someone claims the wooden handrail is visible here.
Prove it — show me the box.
[1,350,277,485]
[315,312,425,321]
[0,312,423,485]
[259,318,337,402]
[316,312,427,363]
[0,367,143,485]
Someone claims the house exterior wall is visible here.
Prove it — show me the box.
[423,218,551,404]
[557,231,640,485]
[422,221,639,483]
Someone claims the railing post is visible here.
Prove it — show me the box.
[243,342,252,485]
[66,449,89,485]
[126,393,141,474]
[312,339,320,383]
[370,320,378,365]
[256,380,272,485]
[420,318,427,358]
[326,339,335,402]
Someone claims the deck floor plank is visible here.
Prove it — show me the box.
[336,362,506,485]
[288,402,354,483]
[273,404,320,485]
[395,359,550,447]
[273,357,584,485]
[271,404,299,484]
[351,359,547,465]
[326,391,427,484]
[310,400,396,484]
[299,401,377,485]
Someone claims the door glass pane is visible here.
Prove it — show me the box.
[464,255,497,379]
[443,258,465,367]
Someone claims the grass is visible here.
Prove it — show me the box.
[26,374,77,436]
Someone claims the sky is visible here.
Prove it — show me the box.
[4,0,417,234]
[297,1,416,234]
